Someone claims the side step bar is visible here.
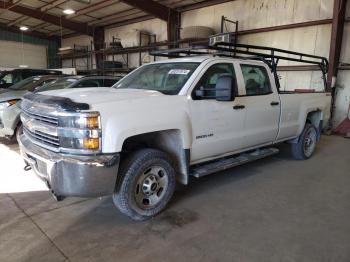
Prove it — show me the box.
[190,148,279,178]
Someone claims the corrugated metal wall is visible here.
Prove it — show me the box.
[61,0,350,128]
[0,30,59,68]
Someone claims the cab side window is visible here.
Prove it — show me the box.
[193,63,235,100]
[96,79,118,87]
[75,80,99,88]
[241,64,272,96]
[2,73,13,84]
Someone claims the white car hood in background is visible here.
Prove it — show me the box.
[41,87,164,105]
[0,90,27,102]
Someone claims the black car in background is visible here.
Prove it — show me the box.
[35,75,122,93]
[0,68,62,89]
[0,75,62,94]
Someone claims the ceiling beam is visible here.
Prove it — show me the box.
[0,22,59,41]
[178,0,234,12]
[104,14,154,29]
[0,0,94,35]
[119,0,173,21]
[70,0,117,18]
[91,9,144,26]
[7,16,28,26]
[6,0,69,27]
[40,0,69,12]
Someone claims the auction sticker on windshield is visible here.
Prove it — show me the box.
[168,69,191,75]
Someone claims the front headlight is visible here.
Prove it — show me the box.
[59,113,100,129]
[58,112,101,152]
[0,100,18,110]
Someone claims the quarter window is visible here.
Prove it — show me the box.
[241,64,272,95]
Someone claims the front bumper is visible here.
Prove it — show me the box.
[19,134,120,198]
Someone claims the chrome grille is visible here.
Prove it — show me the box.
[22,108,59,127]
[23,126,60,149]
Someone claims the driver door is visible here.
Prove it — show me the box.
[189,61,246,163]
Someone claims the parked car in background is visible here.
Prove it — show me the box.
[0,75,60,94]
[0,69,62,89]
[0,75,121,142]
[0,75,61,141]
[34,75,122,93]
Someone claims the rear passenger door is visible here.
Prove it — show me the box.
[238,63,280,148]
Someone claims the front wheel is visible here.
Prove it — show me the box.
[9,123,23,144]
[16,123,23,143]
[291,123,318,160]
[113,149,176,221]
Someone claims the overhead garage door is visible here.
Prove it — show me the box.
[0,40,47,68]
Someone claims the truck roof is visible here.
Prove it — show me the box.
[151,55,259,64]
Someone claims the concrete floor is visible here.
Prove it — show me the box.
[0,135,349,262]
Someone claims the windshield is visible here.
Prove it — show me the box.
[36,77,80,92]
[113,62,199,95]
[9,76,41,90]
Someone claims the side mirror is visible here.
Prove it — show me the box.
[0,80,5,85]
[215,74,236,101]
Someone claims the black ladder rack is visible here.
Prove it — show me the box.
[150,42,329,90]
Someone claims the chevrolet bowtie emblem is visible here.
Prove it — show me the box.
[26,120,33,130]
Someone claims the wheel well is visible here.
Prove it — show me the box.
[306,110,323,138]
[121,130,189,185]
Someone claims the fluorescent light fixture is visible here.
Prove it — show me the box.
[63,9,75,15]
[19,65,28,68]
[19,26,28,31]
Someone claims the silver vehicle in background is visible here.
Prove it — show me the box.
[0,75,121,142]
[0,75,61,141]
[34,75,122,93]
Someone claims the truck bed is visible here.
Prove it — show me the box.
[277,92,332,141]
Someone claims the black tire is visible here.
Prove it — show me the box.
[15,123,23,143]
[291,123,318,160]
[8,123,23,144]
[113,149,176,221]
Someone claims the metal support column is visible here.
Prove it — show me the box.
[167,10,180,48]
[94,26,105,70]
[327,0,347,91]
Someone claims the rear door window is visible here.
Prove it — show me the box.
[241,64,272,95]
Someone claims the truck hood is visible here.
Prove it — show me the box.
[41,87,165,106]
[0,90,27,102]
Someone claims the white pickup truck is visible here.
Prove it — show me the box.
[19,44,331,221]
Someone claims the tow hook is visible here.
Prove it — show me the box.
[24,164,32,171]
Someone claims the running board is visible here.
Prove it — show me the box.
[190,148,279,178]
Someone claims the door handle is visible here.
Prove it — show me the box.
[270,101,279,106]
[233,105,245,110]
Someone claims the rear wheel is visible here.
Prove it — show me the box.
[113,149,176,221]
[291,123,318,160]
